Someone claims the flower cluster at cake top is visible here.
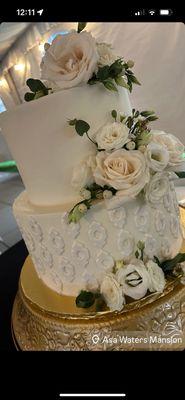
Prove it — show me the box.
[75,241,185,311]
[24,22,140,101]
[68,108,185,222]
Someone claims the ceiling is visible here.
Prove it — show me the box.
[0,22,30,61]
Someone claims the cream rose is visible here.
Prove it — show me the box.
[145,142,169,172]
[96,122,129,151]
[116,259,150,300]
[145,172,169,204]
[41,31,99,90]
[100,273,125,311]
[145,260,166,293]
[93,149,149,197]
[71,154,96,190]
[96,42,118,67]
[151,130,184,168]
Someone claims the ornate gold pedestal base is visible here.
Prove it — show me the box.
[12,256,185,351]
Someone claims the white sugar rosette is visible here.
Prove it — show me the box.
[145,172,169,204]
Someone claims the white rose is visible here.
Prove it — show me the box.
[100,273,125,311]
[116,259,150,300]
[41,31,99,90]
[151,130,184,168]
[145,172,169,204]
[93,149,149,196]
[146,260,166,293]
[96,42,118,67]
[71,155,96,190]
[145,142,169,172]
[96,122,129,151]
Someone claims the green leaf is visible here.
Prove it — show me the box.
[75,120,90,136]
[24,92,35,102]
[134,111,140,118]
[153,256,161,267]
[109,59,124,78]
[76,290,95,308]
[114,76,130,90]
[111,109,117,121]
[140,110,155,117]
[174,171,185,179]
[137,241,145,250]
[160,253,185,273]
[68,118,77,126]
[77,22,87,33]
[146,115,158,122]
[126,69,134,75]
[128,75,141,85]
[97,65,110,81]
[135,250,140,259]
[26,78,48,93]
[88,73,97,85]
[126,116,133,129]
[103,79,118,92]
[34,90,45,100]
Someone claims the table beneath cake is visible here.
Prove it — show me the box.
[0,240,28,350]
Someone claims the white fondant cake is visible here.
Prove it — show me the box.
[0,26,184,311]
[13,184,182,296]
[0,85,131,206]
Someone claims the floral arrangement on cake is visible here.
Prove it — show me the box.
[75,243,185,312]
[23,22,185,312]
[24,22,140,101]
[67,107,185,311]
[68,108,185,219]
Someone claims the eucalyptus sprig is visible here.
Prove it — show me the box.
[88,58,140,92]
[24,79,51,102]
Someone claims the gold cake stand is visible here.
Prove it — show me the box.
[11,207,185,351]
[12,255,185,351]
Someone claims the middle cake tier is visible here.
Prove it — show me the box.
[13,188,183,297]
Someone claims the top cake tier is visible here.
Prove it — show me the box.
[0,84,131,206]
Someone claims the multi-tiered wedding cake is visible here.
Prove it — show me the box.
[1,24,185,312]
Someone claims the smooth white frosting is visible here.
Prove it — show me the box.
[13,187,183,296]
[0,84,131,206]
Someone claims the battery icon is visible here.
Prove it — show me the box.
[160,9,172,15]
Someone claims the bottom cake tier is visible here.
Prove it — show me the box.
[11,256,185,351]
[13,187,183,298]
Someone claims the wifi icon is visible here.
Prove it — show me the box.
[149,9,156,15]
